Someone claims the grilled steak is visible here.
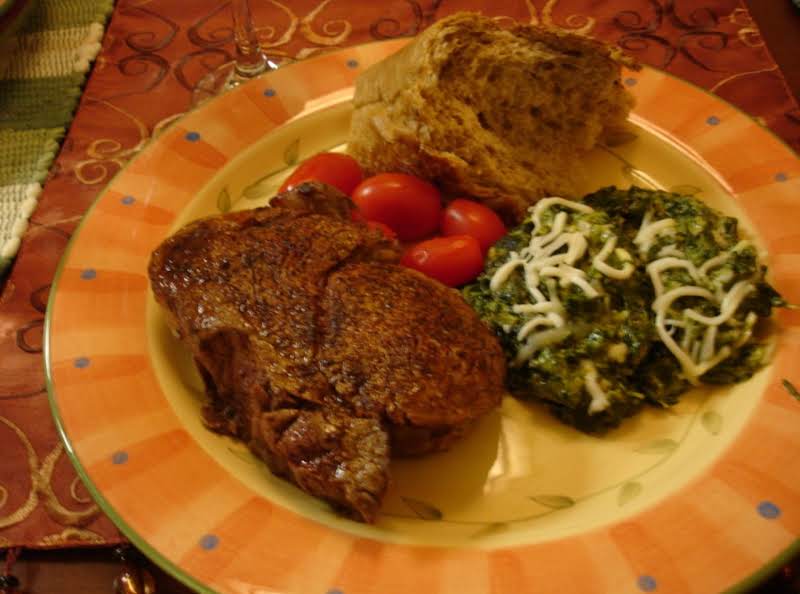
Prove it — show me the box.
[148,182,506,522]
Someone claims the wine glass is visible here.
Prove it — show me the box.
[191,0,285,105]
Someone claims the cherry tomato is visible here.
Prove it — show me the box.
[366,220,397,240]
[351,173,442,241]
[441,199,506,253]
[401,235,484,287]
[279,152,363,196]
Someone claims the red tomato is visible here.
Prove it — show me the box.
[401,235,484,287]
[441,199,506,253]
[366,220,397,240]
[279,152,363,196]
[351,173,442,241]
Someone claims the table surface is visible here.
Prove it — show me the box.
[2,0,799,592]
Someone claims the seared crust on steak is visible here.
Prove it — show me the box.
[319,263,506,455]
[148,182,506,522]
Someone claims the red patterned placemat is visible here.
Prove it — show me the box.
[1,0,797,551]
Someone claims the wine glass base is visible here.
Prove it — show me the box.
[191,56,288,107]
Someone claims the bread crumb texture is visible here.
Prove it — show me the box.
[348,12,636,221]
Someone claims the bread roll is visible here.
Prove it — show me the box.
[348,12,637,221]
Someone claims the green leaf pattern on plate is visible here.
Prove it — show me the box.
[529,495,575,509]
[669,184,703,196]
[217,186,232,213]
[401,496,443,521]
[241,172,284,202]
[240,138,302,202]
[701,410,723,435]
[617,481,643,506]
[635,438,678,455]
[226,446,257,465]
[470,522,509,539]
[783,379,800,402]
[283,138,300,166]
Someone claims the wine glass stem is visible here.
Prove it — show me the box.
[231,0,267,79]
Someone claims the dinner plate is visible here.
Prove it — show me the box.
[46,40,800,594]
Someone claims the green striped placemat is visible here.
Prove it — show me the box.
[0,0,114,276]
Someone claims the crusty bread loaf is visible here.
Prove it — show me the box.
[348,12,637,221]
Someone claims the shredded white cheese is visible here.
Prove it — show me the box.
[680,320,697,352]
[634,210,676,255]
[657,244,684,258]
[734,312,758,348]
[650,279,755,382]
[513,302,562,315]
[684,281,755,327]
[490,255,524,291]
[653,287,714,382]
[489,196,760,380]
[491,197,603,364]
[690,340,702,364]
[514,327,572,366]
[698,253,730,277]
[699,325,718,362]
[536,211,568,247]
[517,316,556,341]
[531,197,593,229]
[593,236,634,280]
[653,286,715,314]
[714,270,734,290]
[583,360,610,414]
[646,257,701,298]
[643,234,763,379]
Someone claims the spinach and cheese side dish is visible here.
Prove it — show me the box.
[463,186,784,433]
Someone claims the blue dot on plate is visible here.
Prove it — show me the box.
[706,115,720,126]
[758,500,781,519]
[346,59,359,69]
[775,172,788,183]
[185,131,201,142]
[73,357,90,369]
[111,451,128,465]
[199,534,219,550]
[638,575,657,592]
[625,77,637,87]
[264,88,276,97]
[121,195,135,205]
[80,268,96,280]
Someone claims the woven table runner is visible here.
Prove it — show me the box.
[0,0,112,276]
[1,0,798,556]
